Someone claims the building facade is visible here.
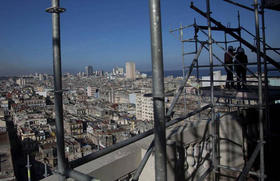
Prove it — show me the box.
[125,62,136,80]
[87,86,99,97]
[85,66,93,76]
[136,93,154,121]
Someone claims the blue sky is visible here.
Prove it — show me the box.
[0,0,279,76]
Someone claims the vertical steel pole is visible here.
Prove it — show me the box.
[194,19,198,54]
[238,11,242,47]
[180,24,187,112]
[26,154,31,181]
[194,20,201,121]
[261,3,269,120]
[180,24,185,78]
[206,0,218,180]
[194,19,200,81]
[47,0,66,180]
[253,0,265,180]
[149,0,167,180]
[224,32,227,50]
[261,0,270,178]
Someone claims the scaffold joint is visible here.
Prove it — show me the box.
[153,96,165,101]
[46,7,66,13]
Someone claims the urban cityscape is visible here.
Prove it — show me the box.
[0,62,205,179]
[1,60,277,180]
[1,0,280,181]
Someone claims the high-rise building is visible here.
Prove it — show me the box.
[136,92,154,121]
[125,62,136,80]
[85,65,93,76]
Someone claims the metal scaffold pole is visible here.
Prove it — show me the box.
[46,0,66,180]
[190,2,280,70]
[253,0,265,180]
[149,0,167,180]
[261,0,269,126]
[237,11,242,47]
[194,20,202,120]
[206,0,219,180]
[26,154,31,181]
[224,30,227,50]
[194,19,200,81]
[261,0,270,178]
[180,24,187,112]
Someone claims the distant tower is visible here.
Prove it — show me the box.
[16,78,26,87]
[125,62,136,80]
[85,65,93,76]
[39,74,45,81]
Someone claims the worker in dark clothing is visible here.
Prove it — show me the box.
[235,47,248,89]
[224,46,235,89]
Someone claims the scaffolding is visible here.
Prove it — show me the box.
[45,0,280,181]
[166,1,279,180]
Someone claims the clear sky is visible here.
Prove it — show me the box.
[0,0,279,76]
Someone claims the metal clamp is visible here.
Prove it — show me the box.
[153,96,165,101]
[46,7,66,13]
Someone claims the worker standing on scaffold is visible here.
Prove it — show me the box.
[235,47,248,89]
[224,46,235,89]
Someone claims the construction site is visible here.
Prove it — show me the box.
[34,0,280,180]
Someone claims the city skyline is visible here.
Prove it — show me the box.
[1,0,280,76]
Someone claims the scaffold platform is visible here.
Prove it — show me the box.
[200,85,280,101]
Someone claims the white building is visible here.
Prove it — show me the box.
[129,93,136,104]
[16,78,26,87]
[114,92,129,104]
[136,93,154,121]
[87,86,98,97]
[126,62,136,80]
[39,74,45,81]
[136,94,142,120]
[201,70,226,87]
[113,67,124,75]
[36,91,47,98]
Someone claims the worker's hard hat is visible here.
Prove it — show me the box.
[238,47,245,53]
[228,46,234,51]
